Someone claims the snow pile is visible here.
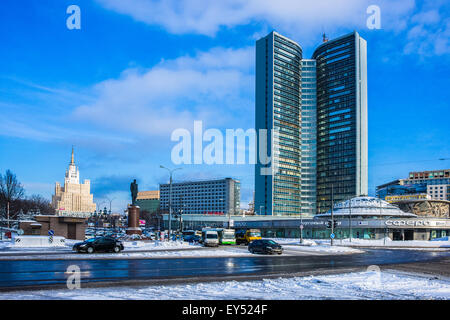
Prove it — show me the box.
[265,237,450,248]
[283,244,363,254]
[2,270,449,300]
[122,240,197,251]
[315,238,450,248]
[265,238,361,254]
[13,236,66,247]
[266,238,317,246]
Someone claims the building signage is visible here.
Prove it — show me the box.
[56,212,91,218]
[385,220,431,227]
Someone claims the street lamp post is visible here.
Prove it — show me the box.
[331,185,334,246]
[348,196,352,243]
[160,165,182,240]
[299,212,303,244]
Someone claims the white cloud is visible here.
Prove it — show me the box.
[96,0,450,59]
[404,6,450,56]
[72,46,254,137]
[96,0,415,38]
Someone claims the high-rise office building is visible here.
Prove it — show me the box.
[255,31,302,216]
[313,31,368,212]
[300,59,317,216]
[255,31,368,216]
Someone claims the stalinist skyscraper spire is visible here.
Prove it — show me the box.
[52,147,96,214]
[70,145,75,165]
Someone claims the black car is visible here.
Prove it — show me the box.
[248,240,283,255]
[73,237,124,253]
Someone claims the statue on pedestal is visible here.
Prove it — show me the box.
[130,179,138,206]
[127,179,142,235]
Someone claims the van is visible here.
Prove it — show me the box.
[201,229,219,247]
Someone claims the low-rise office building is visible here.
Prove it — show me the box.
[377,169,450,202]
[136,190,160,214]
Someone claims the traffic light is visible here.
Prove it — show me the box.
[333,221,338,228]
[326,220,332,228]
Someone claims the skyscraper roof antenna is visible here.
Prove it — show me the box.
[70,145,75,165]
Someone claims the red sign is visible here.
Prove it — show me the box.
[205,211,224,215]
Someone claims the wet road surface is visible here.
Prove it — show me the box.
[0,249,448,290]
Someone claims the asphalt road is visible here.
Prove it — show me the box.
[0,249,449,291]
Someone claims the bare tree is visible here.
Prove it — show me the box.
[0,170,25,226]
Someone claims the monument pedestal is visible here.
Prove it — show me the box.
[126,205,142,235]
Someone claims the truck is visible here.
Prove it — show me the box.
[201,229,219,247]
[236,228,262,245]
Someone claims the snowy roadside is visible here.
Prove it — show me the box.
[315,238,450,248]
[0,240,201,255]
[265,238,364,254]
[0,246,253,260]
[1,270,449,300]
[265,237,450,249]
[0,239,365,259]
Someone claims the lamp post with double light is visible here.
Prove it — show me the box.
[160,165,182,240]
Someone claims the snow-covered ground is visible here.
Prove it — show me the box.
[0,238,364,259]
[2,270,449,300]
[0,239,200,254]
[267,237,450,248]
[283,244,363,254]
[315,237,450,248]
[0,247,254,260]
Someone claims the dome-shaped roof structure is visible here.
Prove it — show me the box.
[315,196,417,218]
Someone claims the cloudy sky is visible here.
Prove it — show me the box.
[0,0,449,212]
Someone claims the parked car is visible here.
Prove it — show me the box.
[248,239,283,255]
[183,234,201,243]
[73,237,124,253]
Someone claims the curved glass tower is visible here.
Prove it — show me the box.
[313,31,368,213]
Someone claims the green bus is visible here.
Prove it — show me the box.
[220,229,236,245]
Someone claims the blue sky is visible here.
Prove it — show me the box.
[0,0,449,212]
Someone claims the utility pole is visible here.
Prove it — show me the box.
[160,165,182,240]
[299,212,303,244]
[331,185,334,246]
[349,196,352,243]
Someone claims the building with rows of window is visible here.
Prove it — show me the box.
[255,31,368,217]
[159,178,240,216]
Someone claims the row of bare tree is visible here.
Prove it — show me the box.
[0,170,53,222]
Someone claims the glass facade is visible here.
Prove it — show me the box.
[376,183,427,199]
[313,32,368,213]
[255,31,367,218]
[255,32,302,216]
[159,178,240,215]
[300,59,317,216]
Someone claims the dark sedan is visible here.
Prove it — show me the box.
[73,237,124,253]
[248,239,283,255]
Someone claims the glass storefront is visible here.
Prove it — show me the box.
[430,229,448,239]
[310,228,376,239]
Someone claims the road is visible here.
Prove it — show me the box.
[0,249,449,291]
